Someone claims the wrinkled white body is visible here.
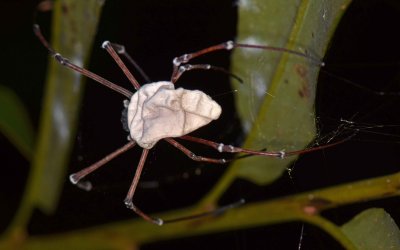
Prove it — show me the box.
[127,81,222,149]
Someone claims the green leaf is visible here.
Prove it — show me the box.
[30,0,105,214]
[230,0,352,185]
[0,85,35,159]
[341,208,400,250]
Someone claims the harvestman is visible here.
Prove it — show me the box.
[34,24,347,225]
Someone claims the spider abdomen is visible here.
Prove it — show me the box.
[127,81,222,149]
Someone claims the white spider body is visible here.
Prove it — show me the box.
[127,81,222,149]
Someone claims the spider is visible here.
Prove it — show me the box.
[34,24,346,226]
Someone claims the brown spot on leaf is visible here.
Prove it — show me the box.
[298,84,310,99]
[295,64,308,78]
[303,197,332,215]
[37,0,53,12]
[61,3,68,14]
[303,205,318,215]
[294,64,311,99]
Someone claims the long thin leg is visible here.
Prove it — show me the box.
[179,135,285,158]
[109,43,152,83]
[102,41,141,90]
[172,41,234,70]
[69,141,136,185]
[125,149,244,225]
[179,134,356,158]
[171,42,234,81]
[171,63,243,84]
[70,141,239,225]
[162,198,245,224]
[127,198,245,225]
[33,24,133,98]
[164,138,228,164]
[123,149,164,225]
[234,42,324,66]
[171,41,324,81]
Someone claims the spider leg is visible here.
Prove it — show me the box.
[162,198,245,224]
[101,41,141,90]
[164,138,228,164]
[179,134,355,158]
[179,135,285,158]
[171,41,324,81]
[233,42,324,66]
[171,63,243,84]
[33,24,133,98]
[171,41,234,82]
[125,147,245,225]
[69,141,136,186]
[123,149,164,225]
[107,43,152,83]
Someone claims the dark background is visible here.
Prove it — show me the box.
[1,0,400,249]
